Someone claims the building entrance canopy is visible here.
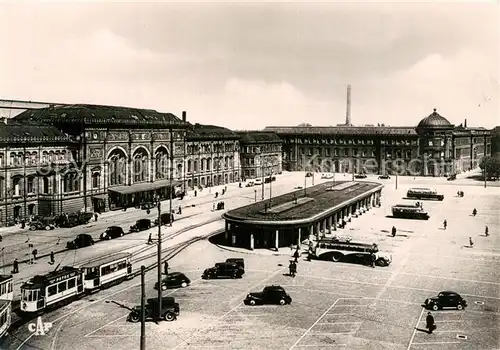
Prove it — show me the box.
[108,179,182,195]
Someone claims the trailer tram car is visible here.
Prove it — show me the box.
[80,252,132,292]
[407,188,444,201]
[20,267,83,313]
[0,275,13,338]
[392,204,430,220]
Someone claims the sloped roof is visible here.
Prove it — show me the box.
[186,123,239,141]
[237,131,282,144]
[263,126,418,137]
[0,120,74,143]
[14,104,187,128]
[417,109,453,129]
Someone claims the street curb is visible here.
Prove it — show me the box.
[213,243,293,257]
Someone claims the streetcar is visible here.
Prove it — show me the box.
[406,188,444,201]
[20,267,84,313]
[80,252,132,291]
[0,275,13,338]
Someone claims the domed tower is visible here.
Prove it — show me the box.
[416,109,454,176]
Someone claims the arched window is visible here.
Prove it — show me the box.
[91,167,101,189]
[207,158,211,171]
[177,163,183,178]
[133,148,149,182]
[108,149,127,186]
[194,160,198,172]
[187,159,192,173]
[12,176,21,196]
[155,147,169,180]
[42,151,48,164]
[0,176,4,199]
[201,158,206,171]
[64,172,80,192]
[27,176,35,194]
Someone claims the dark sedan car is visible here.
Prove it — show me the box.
[244,285,292,306]
[130,219,152,233]
[100,226,125,240]
[378,174,391,179]
[424,291,467,311]
[202,262,244,279]
[67,234,94,249]
[355,174,367,179]
[154,213,174,226]
[154,272,191,291]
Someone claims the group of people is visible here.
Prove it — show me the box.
[457,190,465,197]
[288,248,301,277]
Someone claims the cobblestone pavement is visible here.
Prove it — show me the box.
[4,172,500,349]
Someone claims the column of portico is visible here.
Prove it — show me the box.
[309,225,314,242]
[274,230,279,251]
[327,216,332,234]
[332,213,337,231]
[316,222,321,239]
[249,231,254,250]
[297,228,302,247]
[225,221,229,242]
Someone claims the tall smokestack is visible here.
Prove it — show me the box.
[182,111,187,122]
[464,118,467,128]
[345,84,352,126]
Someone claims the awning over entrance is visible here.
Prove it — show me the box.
[108,179,182,195]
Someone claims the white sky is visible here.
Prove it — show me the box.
[0,1,499,129]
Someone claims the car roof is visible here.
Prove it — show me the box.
[77,234,92,238]
[439,291,459,296]
[167,272,185,277]
[138,219,151,222]
[108,226,122,230]
[264,285,284,290]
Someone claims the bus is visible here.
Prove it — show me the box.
[0,275,13,338]
[80,252,132,291]
[310,239,392,267]
[407,188,444,201]
[392,204,430,220]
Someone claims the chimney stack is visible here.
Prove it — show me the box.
[182,111,187,122]
[464,118,467,128]
[345,84,352,126]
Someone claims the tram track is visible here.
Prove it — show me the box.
[7,223,224,340]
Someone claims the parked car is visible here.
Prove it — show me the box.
[305,172,313,177]
[447,174,457,181]
[244,285,292,306]
[355,174,367,179]
[154,272,191,291]
[424,291,467,311]
[100,226,125,240]
[245,181,255,187]
[202,262,244,279]
[225,258,245,273]
[254,178,263,186]
[141,202,156,210]
[378,174,391,179]
[264,176,276,183]
[67,234,94,249]
[128,297,179,323]
[130,219,152,233]
[321,173,334,179]
[29,216,56,231]
[154,213,174,226]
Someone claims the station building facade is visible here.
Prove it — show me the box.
[266,109,491,177]
[236,132,283,180]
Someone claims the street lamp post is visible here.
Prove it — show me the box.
[140,265,146,350]
[254,189,257,202]
[395,173,398,190]
[156,200,162,322]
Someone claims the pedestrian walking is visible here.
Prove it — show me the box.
[426,312,435,334]
[12,259,19,274]
[178,206,182,215]
[472,208,477,217]
[94,212,98,222]
[443,220,447,230]
[147,233,153,245]
[293,249,300,262]
[370,251,376,268]
[391,226,397,237]
[213,203,216,211]
[289,261,297,278]
[164,260,169,275]
[21,219,25,229]
[485,225,489,237]
[49,251,55,265]
[32,249,38,261]
[469,237,474,248]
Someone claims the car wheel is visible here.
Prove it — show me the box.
[181,282,188,288]
[129,313,140,323]
[120,232,124,237]
[161,285,167,291]
[332,253,343,262]
[45,226,51,231]
[29,226,36,231]
[432,304,439,311]
[164,312,175,322]
[457,304,463,310]
[249,299,256,306]
[279,299,286,306]
[107,236,112,240]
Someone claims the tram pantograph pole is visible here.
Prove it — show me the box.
[157,200,162,322]
[140,265,146,350]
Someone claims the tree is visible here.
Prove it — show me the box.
[479,156,500,180]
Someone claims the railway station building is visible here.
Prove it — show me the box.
[221,181,383,250]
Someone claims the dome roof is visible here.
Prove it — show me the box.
[417,109,453,129]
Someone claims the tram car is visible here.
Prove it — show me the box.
[20,267,83,313]
[80,252,132,291]
[0,275,13,338]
